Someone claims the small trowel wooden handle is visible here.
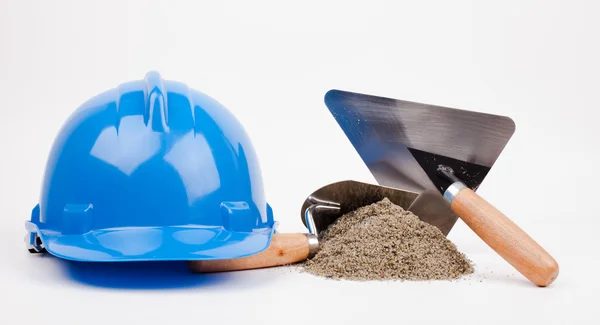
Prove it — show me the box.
[188,233,314,273]
[451,188,559,287]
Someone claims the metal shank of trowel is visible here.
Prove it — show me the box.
[304,196,340,237]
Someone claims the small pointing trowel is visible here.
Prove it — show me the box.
[188,180,419,274]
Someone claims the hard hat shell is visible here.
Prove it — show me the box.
[25,71,275,262]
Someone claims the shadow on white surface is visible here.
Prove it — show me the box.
[24,253,278,290]
[63,260,229,290]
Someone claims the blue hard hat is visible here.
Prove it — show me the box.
[25,71,275,262]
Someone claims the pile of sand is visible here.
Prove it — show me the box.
[304,198,474,281]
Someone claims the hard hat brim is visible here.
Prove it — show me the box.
[31,224,275,262]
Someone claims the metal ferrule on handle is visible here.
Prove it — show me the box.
[304,233,319,258]
[443,181,468,204]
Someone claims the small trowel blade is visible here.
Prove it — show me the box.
[300,180,419,235]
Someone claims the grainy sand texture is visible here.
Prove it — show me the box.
[304,198,474,281]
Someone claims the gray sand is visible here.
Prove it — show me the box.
[303,198,474,281]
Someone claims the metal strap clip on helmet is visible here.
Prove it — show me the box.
[25,71,275,262]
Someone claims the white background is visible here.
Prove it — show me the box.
[1,0,598,324]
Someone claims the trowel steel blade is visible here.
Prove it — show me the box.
[300,180,419,235]
[324,90,515,235]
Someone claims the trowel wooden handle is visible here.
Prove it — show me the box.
[188,233,315,273]
[451,187,559,287]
